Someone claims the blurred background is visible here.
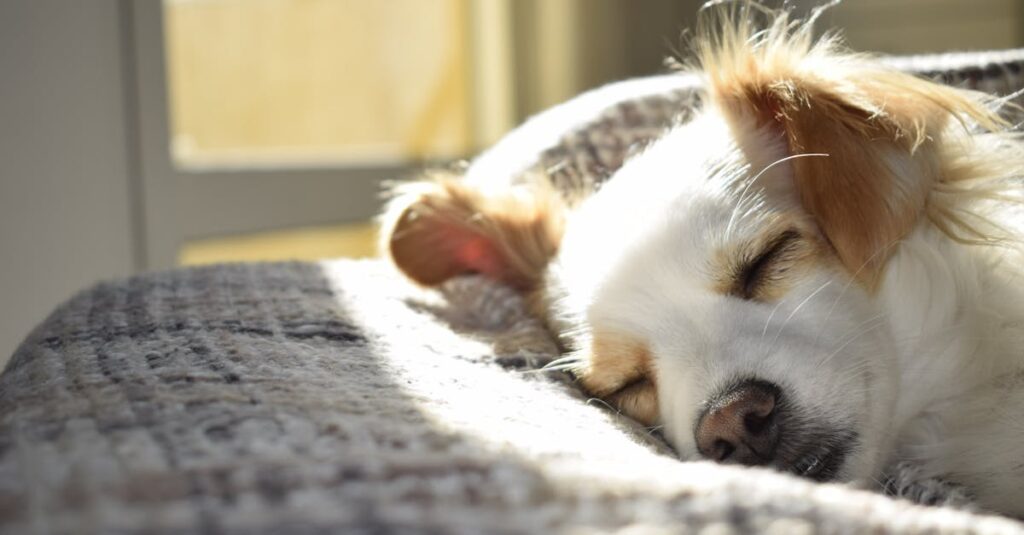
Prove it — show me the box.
[1,0,1023,366]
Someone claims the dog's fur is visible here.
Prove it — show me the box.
[382,5,1024,515]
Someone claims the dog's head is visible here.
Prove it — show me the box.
[382,6,1009,483]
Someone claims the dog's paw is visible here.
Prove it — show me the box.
[882,461,977,511]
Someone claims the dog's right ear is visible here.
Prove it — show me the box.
[697,5,1004,289]
[381,174,565,291]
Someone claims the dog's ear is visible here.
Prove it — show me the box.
[381,173,565,290]
[701,12,1001,287]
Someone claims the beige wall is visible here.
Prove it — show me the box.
[165,0,472,165]
[825,0,1024,54]
[0,1,137,367]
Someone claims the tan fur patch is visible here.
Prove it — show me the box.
[576,332,659,425]
[710,218,821,302]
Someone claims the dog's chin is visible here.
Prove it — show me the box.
[783,438,852,483]
[789,428,894,486]
[771,423,860,483]
[832,433,891,486]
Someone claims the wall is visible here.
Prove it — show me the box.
[0,1,137,367]
[165,0,472,165]
[825,0,1023,54]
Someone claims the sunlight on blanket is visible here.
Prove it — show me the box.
[320,260,701,491]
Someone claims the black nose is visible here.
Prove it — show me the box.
[695,379,781,465]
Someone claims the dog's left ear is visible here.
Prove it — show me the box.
[381,173,565,291]
[703,20,1001,287]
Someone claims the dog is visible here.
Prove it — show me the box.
[381,4,1024,515]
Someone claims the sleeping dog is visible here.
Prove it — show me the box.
[381,4,1024,515]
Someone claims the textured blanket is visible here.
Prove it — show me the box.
[2,260,1023,534]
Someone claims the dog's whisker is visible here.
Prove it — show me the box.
[806,0,843,27]
[987,86,1024,114]
[770,279,833,349]
[761,299,787,340]
[816,315,888,370]
[726,153,829,238]
[585,397,622,416]
[525,364,575,374]
[725,173,761,237]
[542,355,582,370]
[752,153,831,184]
[814,237,903,347]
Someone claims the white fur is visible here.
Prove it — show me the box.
[545,102,1024,514]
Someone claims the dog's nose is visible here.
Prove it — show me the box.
[695,379,781,465]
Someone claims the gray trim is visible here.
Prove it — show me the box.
[117,0,146,272]
[175,166,402,239]
[131,0,183,269]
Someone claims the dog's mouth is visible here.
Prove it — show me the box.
[787,443,848,482]
[766,400,856,482]
[773,424,857,482]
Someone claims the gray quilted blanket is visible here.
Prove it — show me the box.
[2,260,1023,534]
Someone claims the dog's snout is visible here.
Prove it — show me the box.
[695,379,781,465]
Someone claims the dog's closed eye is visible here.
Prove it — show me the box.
[716,228,813,302]
[575,334,660,425]
[737,229,801,299]
[603,377,658,425]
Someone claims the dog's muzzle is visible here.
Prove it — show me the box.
[694,378,853,481]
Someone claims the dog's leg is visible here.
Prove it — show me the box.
[881,461,977,511]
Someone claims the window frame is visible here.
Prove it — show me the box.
[127,0,421,269]
[122,0,645,269]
